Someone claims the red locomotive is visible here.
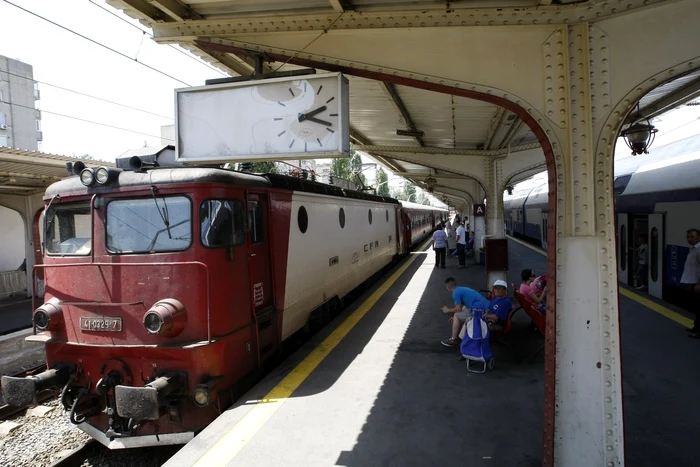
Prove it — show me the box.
[2,153,446,448]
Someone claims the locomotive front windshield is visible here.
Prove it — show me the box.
[45,203,92,255]
[106,196,192,253]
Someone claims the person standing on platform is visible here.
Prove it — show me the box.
[432,224,447,269]
[455,221,467,268]
[681,228,700,338]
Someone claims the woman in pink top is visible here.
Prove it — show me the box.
[520,269,546,312]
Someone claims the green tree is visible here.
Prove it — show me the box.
[238,161,278,174]
[417,191,432,205]
[402,183,417,202]
[376,167,390,197]
[330,157,351,181]
[349,151,367,187]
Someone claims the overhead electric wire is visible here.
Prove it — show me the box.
[86,0,227,77]
[3,0,191,86]
[3,69,173,120]
[3,100,174,141]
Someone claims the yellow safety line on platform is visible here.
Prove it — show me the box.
[506,235,693,328]
[192,239,432,466]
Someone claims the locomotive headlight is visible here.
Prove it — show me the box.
[142,299,187,337]
[33,309,50,330]
[33,299,63,331]
[193,386,211,407]
[143,311,164,334]
[80,168,95,186]
[95,167,110,184]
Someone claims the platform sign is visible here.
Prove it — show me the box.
[175,73,350,163]
[473,204,486,217]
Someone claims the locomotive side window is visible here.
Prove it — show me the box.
[106,196,191,253]
[298,206,308,233]
[248,201,264,244]
[200,199,246,248]
[45,203,91,255]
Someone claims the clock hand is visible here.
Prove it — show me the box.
[298,105,327,122]
[306,116,332,126]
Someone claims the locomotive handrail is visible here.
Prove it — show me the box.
[32,261,212,343]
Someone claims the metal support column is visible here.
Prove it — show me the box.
[549,23,624,467]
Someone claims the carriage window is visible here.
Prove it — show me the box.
[298,206,308,234]
[620,225,627,271]
[45,203,91,255]
[248,201,264,243]
[200,199,246,248]
[650,227,659,282]
[106,196,191,253]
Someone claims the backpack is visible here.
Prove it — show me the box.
[459,300,495,373]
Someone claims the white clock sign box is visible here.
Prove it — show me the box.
[175,73,350,163]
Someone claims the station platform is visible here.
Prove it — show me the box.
[165,239,698,467]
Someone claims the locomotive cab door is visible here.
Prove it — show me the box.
[246,194,278,363]
[617,213,629,284]
[647,213,664,299]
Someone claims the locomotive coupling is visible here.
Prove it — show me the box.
[114,373,186,421]
[1,365,72,407]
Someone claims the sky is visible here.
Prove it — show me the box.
[0,0,697,205]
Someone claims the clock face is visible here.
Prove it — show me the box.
[251,79,340,154]
[176,73,348,162]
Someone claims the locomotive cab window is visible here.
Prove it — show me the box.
[106,196,192,253]
[200,199,246,248]
[248,201,264,243]
[45,203,91,255]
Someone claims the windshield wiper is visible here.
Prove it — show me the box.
[150,186,172,239]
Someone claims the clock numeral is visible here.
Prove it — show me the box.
[277,101,286,107]
[304,142,308,152]
[289,88,295,97]
[329,113,338,117]
[326,97,335,104]
[316,85,323,95]
[274,118,283,121]
[304,82,307,92]
[326,128,335,134]
[317,138,322,147]
[278,130,286,137]
[289,139,295,149]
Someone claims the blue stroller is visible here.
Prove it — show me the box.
[460,301,495,373]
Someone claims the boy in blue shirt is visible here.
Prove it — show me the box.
[483,280,514,330]
[441,277,489,347]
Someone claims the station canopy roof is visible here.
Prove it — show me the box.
[106,0,700,207]
[0,147,113,197]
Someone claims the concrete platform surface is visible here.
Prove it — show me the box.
[165,238,699,467]
[166,244,545,467]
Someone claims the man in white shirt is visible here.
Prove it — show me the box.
[455,221,467,268]
[681,228,700,338]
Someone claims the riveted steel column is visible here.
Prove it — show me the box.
[550,23,624,467]
[484,156,507,286]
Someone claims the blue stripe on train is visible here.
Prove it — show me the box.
[524,222,541,240]
[665,244,690,287]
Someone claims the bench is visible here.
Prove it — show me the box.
[512,284,546,362]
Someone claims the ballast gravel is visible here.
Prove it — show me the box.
[0,398,181,466]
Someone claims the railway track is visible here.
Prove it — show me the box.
[48,440,101,467]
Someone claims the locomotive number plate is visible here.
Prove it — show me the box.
[80,316,122,332]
